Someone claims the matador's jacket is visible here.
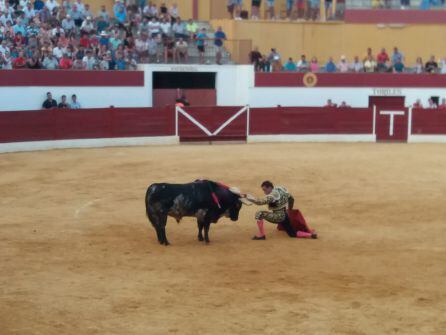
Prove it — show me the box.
[247,186,294,223]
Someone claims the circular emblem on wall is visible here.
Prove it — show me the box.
[303,72,318,87]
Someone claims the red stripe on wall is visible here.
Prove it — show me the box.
[345,9,446,24]
[250,107,373,135]
[0,108,174,143]
[0,70,144,87]
[255,73,446,88]
[412,108,446,135]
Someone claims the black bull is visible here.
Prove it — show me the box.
[145,181,244,245]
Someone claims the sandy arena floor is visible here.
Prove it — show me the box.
[1,143,445,335]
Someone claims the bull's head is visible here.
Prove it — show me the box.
[228,187,251,221]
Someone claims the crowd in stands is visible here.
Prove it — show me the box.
[370,0,446,9]
[42,91,80,108]
[227,0,345,21]
[0,0,228,70]
[250,47,446,73]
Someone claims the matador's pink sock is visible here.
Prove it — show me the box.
[297,231,312,238]
[256,220,265,237]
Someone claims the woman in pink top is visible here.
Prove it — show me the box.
[310,57,319,72]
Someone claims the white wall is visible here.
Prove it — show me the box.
[249,87,446,108]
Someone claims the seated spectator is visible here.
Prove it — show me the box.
[186,19,198,40]
[376,48,389,72]
[427,98,438,109]
[13,50,27,68]
[149,17,161,38]
[363,47,374,62]
[268,48,282,72]
[297,54,309,72]
[42,92,57,109]
[364,55,376,73]
[425,56,438,73]
[135,32,149,62]
[43,53,59,69]
[251,0,261,19]
[58,95,69,108]
[339,101,351,108]
[325,57,336,73]
[412,99,423,108]
[350,56,363,72]
[70,94,81,108]
[283,57,297,72]
[266,0,276,20]
[59,53,73,69]
[414,57,424,74]
[160,17,171,37]
[147,35,160,63]
[173,18,188,40]
[337,55,349,73]
[175,37,188,63]
[163,35,176,63]
[114,0,127,24]
[26,52,42,69]
[310,57,319,72]
[393,57,405,73]
[438,98,446,109]
[80,16,95,34]
[82,50,96,69]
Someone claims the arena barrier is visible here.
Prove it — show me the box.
[2,106,446,153]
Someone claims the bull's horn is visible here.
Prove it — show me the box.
[229,187,242,195]
[240,198,252,206]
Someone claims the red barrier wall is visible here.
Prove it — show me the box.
[178,106,247,141]
[0,108,174,143]
[250,107,373,135]
[255,73,446,88]
[0,70,144,87]
[412,108,446,135]
[345,9,446,24]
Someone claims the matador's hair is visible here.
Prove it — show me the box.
[261,180,274,189]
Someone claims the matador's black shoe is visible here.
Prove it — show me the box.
[252,235,266,240]
[311,233,318,239]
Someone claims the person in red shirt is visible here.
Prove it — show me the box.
[377,48,390,72]
[13,51,27,68]
[13,32,26,46]
[59,53,73,69]
[79,33,92,49]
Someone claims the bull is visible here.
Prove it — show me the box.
[145,180,247,245]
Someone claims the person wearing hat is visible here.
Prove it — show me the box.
[81,16,95,34]
[242,181,317,240]
[337,55,349,73]
[62,14,75,33]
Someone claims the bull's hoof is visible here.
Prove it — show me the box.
[198,235,204,242]
[205,239,210,244]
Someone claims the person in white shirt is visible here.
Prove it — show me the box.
[349,56,364,72]
[337,55,349,73]
[62,14,75,32]
[159,18,171,37]
[440,57,446,74]
[1,51,12,69]
[148,17,161,37]
[80,16,94,33]
[70,94,81,109]
[169,3,179,19]
[43,54,59,69]
[73,0,84,13]
[82,50,96,69]
[45,0,59,12]
[23,3,36,19]
[52,42,65,59]
[0,39,10,55]
[51,26,65,37]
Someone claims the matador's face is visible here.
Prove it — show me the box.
[262,186,273,195]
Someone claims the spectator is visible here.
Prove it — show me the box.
[337,55,349,73]
[58,94,69,108]
[267,48,281,72]
[147,35,159,63]
[310,57,319,72]
[364,55,376,73]
[286,0,294,19]
[325,57,336,72]
[175,37,188,63]
[363,47,374,62]
[414,57,424,74]
[163,35,176,63]
[251,0,261,19]
[185,19,197,40]
[26,52,42,69]
[425,55,438,73]
[82,49,96,70]
[52,41,65,59]
[439,98,446,109]
[427,98,438,109]
[339,101,351,108]
[324,99,335,107]
[297,54,309,72]
[173,18,187,40]
[376,48,389,72]
[412,99,423,108]
[70,94,81,108]
[440,57,446,74]
[249,46,263,71]
[392,47,404,65]
[350,56,364,72]
[13,50,26,68]
[42,92,57,109]
[195,27,207,64]
[1,51,13,69]
[59,53,72,69]
[169,3,180,21]
[43,53,59,69]
[297,0,305,19]
[266,0,275,19]
[307,0,319,20]
[283,57,297,71]
[393,57,405,73]
[214,26,227,65]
